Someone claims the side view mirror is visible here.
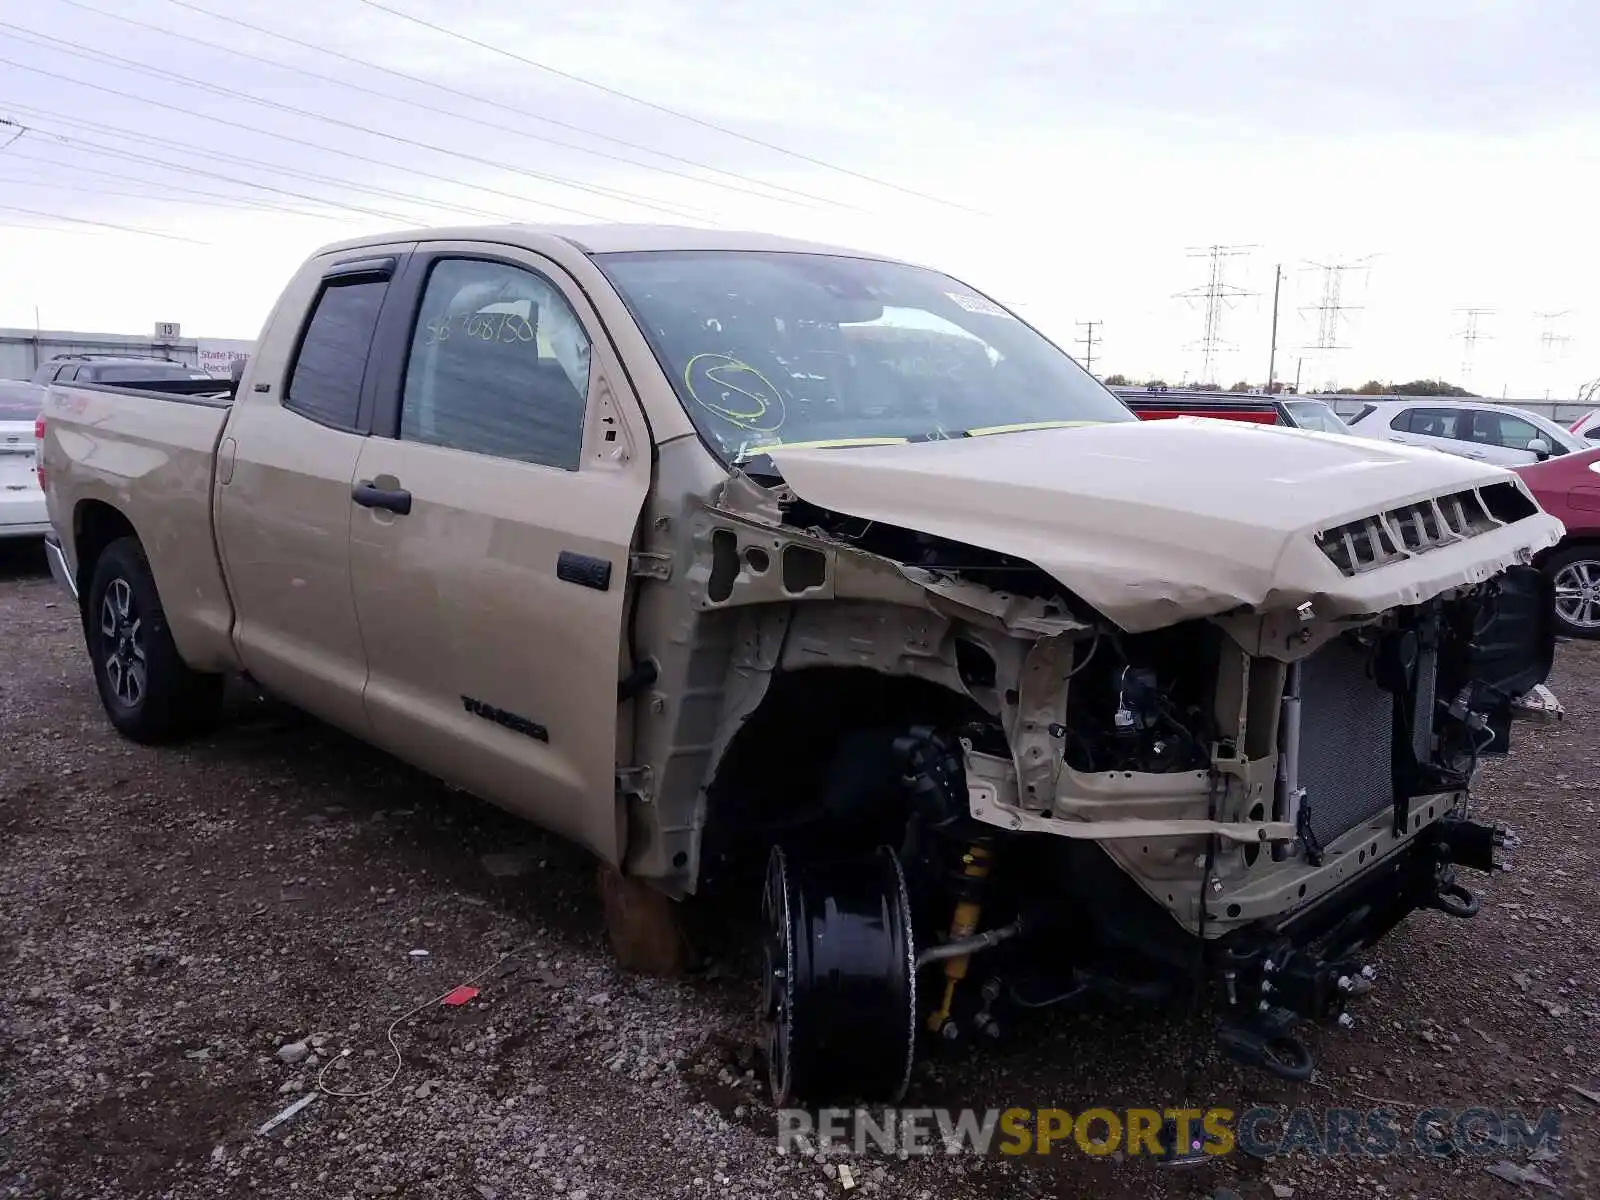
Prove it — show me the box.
[1527,437,1551,461]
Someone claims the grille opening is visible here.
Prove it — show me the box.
[1482,480,1537,524]
[1316,485,1518,576]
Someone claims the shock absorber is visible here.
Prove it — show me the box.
[893,726,1004,1042]
[925,833,996,1040]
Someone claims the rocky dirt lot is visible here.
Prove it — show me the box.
[1,538,1597,1200]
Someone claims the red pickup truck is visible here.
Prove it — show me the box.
[1514,447,1600,638]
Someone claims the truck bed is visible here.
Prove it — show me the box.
[40,380,240,673]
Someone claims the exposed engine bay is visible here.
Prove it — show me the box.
[652,427,1564,1106]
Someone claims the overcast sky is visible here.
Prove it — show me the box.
[0,0,1595,395]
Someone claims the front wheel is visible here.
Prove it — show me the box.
[1546,544,1600,640]
[85,536,223,743]
[761,844,917,1107]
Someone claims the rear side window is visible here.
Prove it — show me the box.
[286,279,389,430]
[1399,407,1461,438]
[1388,409,1412,432]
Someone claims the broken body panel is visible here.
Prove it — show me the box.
[654,417,1560,939]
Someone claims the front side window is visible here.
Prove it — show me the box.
[400,258,592,470]
[286,278,389,429]
[594,250,1134,462]
[1468,411,1565,455]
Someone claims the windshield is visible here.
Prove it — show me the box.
[1283,400,1353,434]
[594,250,1135,460]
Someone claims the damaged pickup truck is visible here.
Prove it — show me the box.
[39,225,1564,1106]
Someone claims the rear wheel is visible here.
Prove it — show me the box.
[85,536,223,743]
[1546,544,1600,640]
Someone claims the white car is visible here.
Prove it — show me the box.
[0,380,49,539]
[1344,398,1586,467]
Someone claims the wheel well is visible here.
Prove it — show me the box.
[1538,536,1600,568]
[73,501,138,607]
[698,666,992,889]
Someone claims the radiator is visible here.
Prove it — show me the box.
[1296,637,1396,847]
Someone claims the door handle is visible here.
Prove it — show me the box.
[352,481,412,515]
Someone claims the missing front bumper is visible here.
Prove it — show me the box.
[1211,811,1504,1079]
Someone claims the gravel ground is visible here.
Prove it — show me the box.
[1,537,1597,1200]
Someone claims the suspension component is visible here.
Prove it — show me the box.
[925,836,996,1038]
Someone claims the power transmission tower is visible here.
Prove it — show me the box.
[1174,244,1255,384]
[1299,256,1374,353]
[1454,308,1495,380]
[1536,310,1573,360]
[1075,320,1102,374]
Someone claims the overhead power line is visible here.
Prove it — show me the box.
[0,53,649,226]
[3,104,503,225]
[0,30,707,227]
[0,200,205,242]
[0,169,352,219]
[356,0,990,217]
[46,0,832,217]
[0,147,351,220]
[155,0,848,212]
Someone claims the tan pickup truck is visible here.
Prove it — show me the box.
[40,224,1565,1107]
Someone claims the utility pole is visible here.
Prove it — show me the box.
[1174,244,1255,385]
[1075,320,1101,374]
[1266,264,1282,393]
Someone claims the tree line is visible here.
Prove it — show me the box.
[1098,375,1476,397]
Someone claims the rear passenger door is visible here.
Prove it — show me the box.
[347,245,652,864]
[215,247,414,735]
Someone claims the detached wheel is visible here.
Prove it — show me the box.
[1546,545,1600,639]
[761,844,917,1107]
[85,536,223,743]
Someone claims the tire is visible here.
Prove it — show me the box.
[84,536,224,743]
[1545,544,1600,640]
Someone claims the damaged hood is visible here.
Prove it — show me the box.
[767,418,1565,632]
